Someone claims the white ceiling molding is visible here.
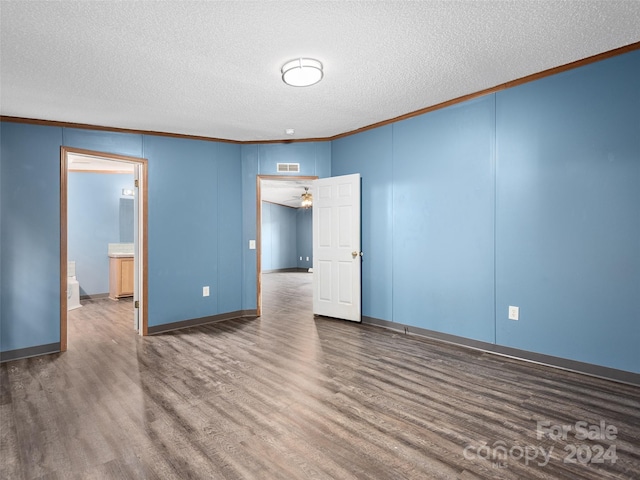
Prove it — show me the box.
[1,1,639,142]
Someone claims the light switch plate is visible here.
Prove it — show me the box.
[249,240,256,249]
[508,306,519,321]
[203,286,210,297]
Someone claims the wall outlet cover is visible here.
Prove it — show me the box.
[508,305,519,321]
[203,286,210,297]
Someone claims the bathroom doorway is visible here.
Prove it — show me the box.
[60,147,148,351]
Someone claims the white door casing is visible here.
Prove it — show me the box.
[133,165,141,332]
[312,173,362,322]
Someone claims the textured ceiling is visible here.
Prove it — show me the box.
[1,1,639,142]
[67,153,135,173]
[261,178,314,208]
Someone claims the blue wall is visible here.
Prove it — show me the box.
[296,208,312,269]
[241,142,331,310]
[68,172,134,296]
[144,136,242,327]
[332,50,640,373]
[216,142,244,315]
[332,126,394,322]
[1,50,637,374]
[0,126,243,352]
[494,53,640,372]
[1,123,63,351]
[393,97,496,342]
[261,202,313,271]
[261,202,297,271]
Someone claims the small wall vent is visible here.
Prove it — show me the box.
[277,163,300,173]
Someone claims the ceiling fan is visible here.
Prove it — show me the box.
[300,187,313,209]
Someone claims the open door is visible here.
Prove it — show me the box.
[312,173,362,322]
[133,160,148,335]
[133,164,141,332]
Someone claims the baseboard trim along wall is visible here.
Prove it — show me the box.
[362,316,640,387]
[0,311,259,362]
[147,310,258,335]
[80,293,110,300]
[262,268,309,274]
[0,343,61,363]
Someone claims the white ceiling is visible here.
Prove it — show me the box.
[1,1,638,142]
[68,153,135,173]
[261,178,313,209]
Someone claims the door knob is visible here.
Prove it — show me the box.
[352,251,363,258]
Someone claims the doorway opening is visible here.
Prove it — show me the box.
[60,147,148,351]
[256,175,317,316]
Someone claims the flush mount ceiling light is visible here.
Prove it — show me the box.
[301,187,313,209]
[281,58,323,87]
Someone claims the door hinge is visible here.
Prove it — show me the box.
[135,300,139,308]
[134,179,139,187]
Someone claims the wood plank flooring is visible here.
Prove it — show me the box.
[1,272,639,479]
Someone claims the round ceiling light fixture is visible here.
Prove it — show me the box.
[281,58,323,87]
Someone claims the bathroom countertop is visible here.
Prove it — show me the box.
[108,253,134,258]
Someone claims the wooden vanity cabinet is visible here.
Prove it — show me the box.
[109,256,134,299]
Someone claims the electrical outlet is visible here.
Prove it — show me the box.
[203,286,210,297]
[508,306,519,321]
[299,256,302,261]
[306,257,309,261]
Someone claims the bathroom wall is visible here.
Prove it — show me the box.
[119,198,134,243]
[68,172,134,296]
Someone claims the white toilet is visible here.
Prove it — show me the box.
[67,261,82,310]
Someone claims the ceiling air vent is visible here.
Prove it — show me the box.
[277,163,300,173]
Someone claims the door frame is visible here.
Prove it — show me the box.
[60,147,149,351]
[256,174,317,316]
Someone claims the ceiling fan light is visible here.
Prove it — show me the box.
[282,58,323,87]
[301,187,313,208]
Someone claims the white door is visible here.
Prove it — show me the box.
[133,165,141,332]
[312,173,362,322]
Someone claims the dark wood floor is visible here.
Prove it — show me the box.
[2,272,639,479]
